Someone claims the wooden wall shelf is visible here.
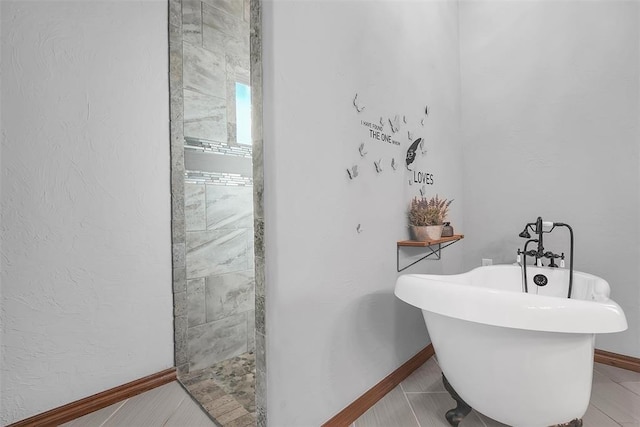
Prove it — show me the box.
[397,234,464,272]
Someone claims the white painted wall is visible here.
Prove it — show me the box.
[262,1,463,424]
[459,1,640,357]
[0,1,173,424]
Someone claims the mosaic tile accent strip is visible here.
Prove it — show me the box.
[185,170,253,186]
[186,137,253,159]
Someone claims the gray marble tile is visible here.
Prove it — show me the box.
[206,185,253,230]
[173,266,187,294]
[205,270,255,322]
[171,191,186,246]
[188,278,206,327]
[173,243,186,270]
[184,89,227,143]
[186,229,248,278]
[183,41,226,98]
[252,143,264,220]
[255,330,267,427]
[244,0,250,22]
[203,0,244,19]
[185,184,206,231]
[185,119,228,143]
[182,0,202,45]
[247,227,255,270]
[203,2,248,39]
[174,291,188,318]
[254,293,264,335]
[202,27,249,73]
[169,0,182,29]
[188,313,248,370]
[175,315,189,366]
[247,309,255,352]
[184,87,227,121]
[224,38,250,73]
[252,216,264,260]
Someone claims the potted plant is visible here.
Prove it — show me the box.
[408,195,453,241]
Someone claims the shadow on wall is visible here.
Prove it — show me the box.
[327,291,428,393]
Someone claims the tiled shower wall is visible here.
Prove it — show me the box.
[185,183,255,370]
[181,0,254,372]
[183,0,250,143]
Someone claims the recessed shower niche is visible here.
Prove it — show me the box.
[168,0,259,425]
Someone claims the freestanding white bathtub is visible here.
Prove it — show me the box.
[395,264,627,427]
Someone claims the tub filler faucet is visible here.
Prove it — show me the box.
[517,217,575,298]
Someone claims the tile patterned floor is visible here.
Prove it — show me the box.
[179,352,256,427]
[60,353,639,427]
[352,358,640,427]
[61,382,216,427]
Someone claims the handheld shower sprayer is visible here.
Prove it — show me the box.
[516,217,575,298]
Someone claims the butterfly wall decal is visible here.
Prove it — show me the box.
[353,93,365,113]
[347,165,359,179]
[358,142,367,157]
[374,159,383,173]
[406,137,422,170]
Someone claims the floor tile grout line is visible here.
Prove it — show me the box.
[592,404,625,427]
[619,382,640,397]
[403,391,450,394]
[401,386,422,427]
[162,395,187,427]
[98,399,128,427]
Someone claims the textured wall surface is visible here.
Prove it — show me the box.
[261,1,464,424]
[0,1,173,424]
[459,1,640,357]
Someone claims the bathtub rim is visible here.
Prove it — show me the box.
[395,265,628,334]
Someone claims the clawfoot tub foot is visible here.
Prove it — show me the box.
[442,374,472,427]
[555,419,583,427]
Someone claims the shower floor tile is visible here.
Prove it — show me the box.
[180,352,256,427]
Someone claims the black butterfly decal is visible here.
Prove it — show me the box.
[403,115,407,124]
[356,224,363,233]
[388,115,400,133]
[353,93,365,113]
[374,159,382,173]
[358,142,367,157]
[347,165,359,179]
[379,117,385,127]
[391,158,397,170]
[419,185,427,197]
[421,105,429,126]
[406,137,422,170]
[408,131,413,140]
